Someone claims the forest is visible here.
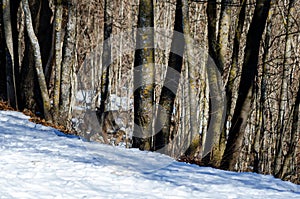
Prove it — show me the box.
[0,0,299,184]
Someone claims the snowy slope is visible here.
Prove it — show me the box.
[0,110,299,199]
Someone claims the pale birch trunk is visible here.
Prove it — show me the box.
[2,0,18,109]
[22,0,51,121]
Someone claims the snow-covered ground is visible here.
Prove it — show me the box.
[0,110,299,199]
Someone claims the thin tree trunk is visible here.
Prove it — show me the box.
[253,7,273,173]
[2,0,18,109]
[274,0,295,177]
[279,85,299,179]
[53,0,63,122]
[221,0,271,170]
[0,3,7,100]
[22,0,51,121]
[97,0,113,139]
[222,0,246,157]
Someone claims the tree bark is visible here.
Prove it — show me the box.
[97,0,113,135]
[60,0,77,127]
[204,0,230,167]
[22,0,52,121]
[133,0,155,150]
[2,0,18,109]
[221,0,271,170]
[274,0,296,177]
[52,0,63,122]
[153,0,184,154]
[181,0,202,160]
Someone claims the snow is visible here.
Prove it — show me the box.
[0,110,299,199]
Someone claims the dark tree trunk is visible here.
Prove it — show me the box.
[153,0,184,154]
[221,0,271,170]
[0,2,7,101]
[97,0,113,134]
[133,0,155,150]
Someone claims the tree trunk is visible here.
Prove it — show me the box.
[97,0,113,134]
[52,0,63,122]
[133,0,155,150]
[221,0,271,170]
[60,0,77,127]
[274,0,296,177]
[153,0,184,154]
[22,0,52,121]
[204,0,230,167]
[206,0,223,73]
[203,56,226,167]
[217,0,232,76]
[2,0,18,109]
[253,7,273,173]
[0,4,7,100]
[181,0,201,160]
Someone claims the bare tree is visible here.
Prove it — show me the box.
[132,0,155,150]
[22,0,52,121]
[154,0,184,154]
[2,0,18,109]
[221,0,271,170]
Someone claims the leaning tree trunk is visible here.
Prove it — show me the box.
[22,0,52,121]
[222,0,246,167]
[132,0,155,150]
[153,0,184,154]
[221,0,271,170]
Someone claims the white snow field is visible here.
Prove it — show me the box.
[0,110,299,199]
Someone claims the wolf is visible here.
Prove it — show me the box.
[79,109,131,146]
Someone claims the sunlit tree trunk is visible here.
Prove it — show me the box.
[204,0,230,167]
[19,0,39,112]
[22,0,51,121]
[60,0,77,127]
[53,0,63,122]
[133,0,155,150]
[217,0,231,75]
[182,0,201,160]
